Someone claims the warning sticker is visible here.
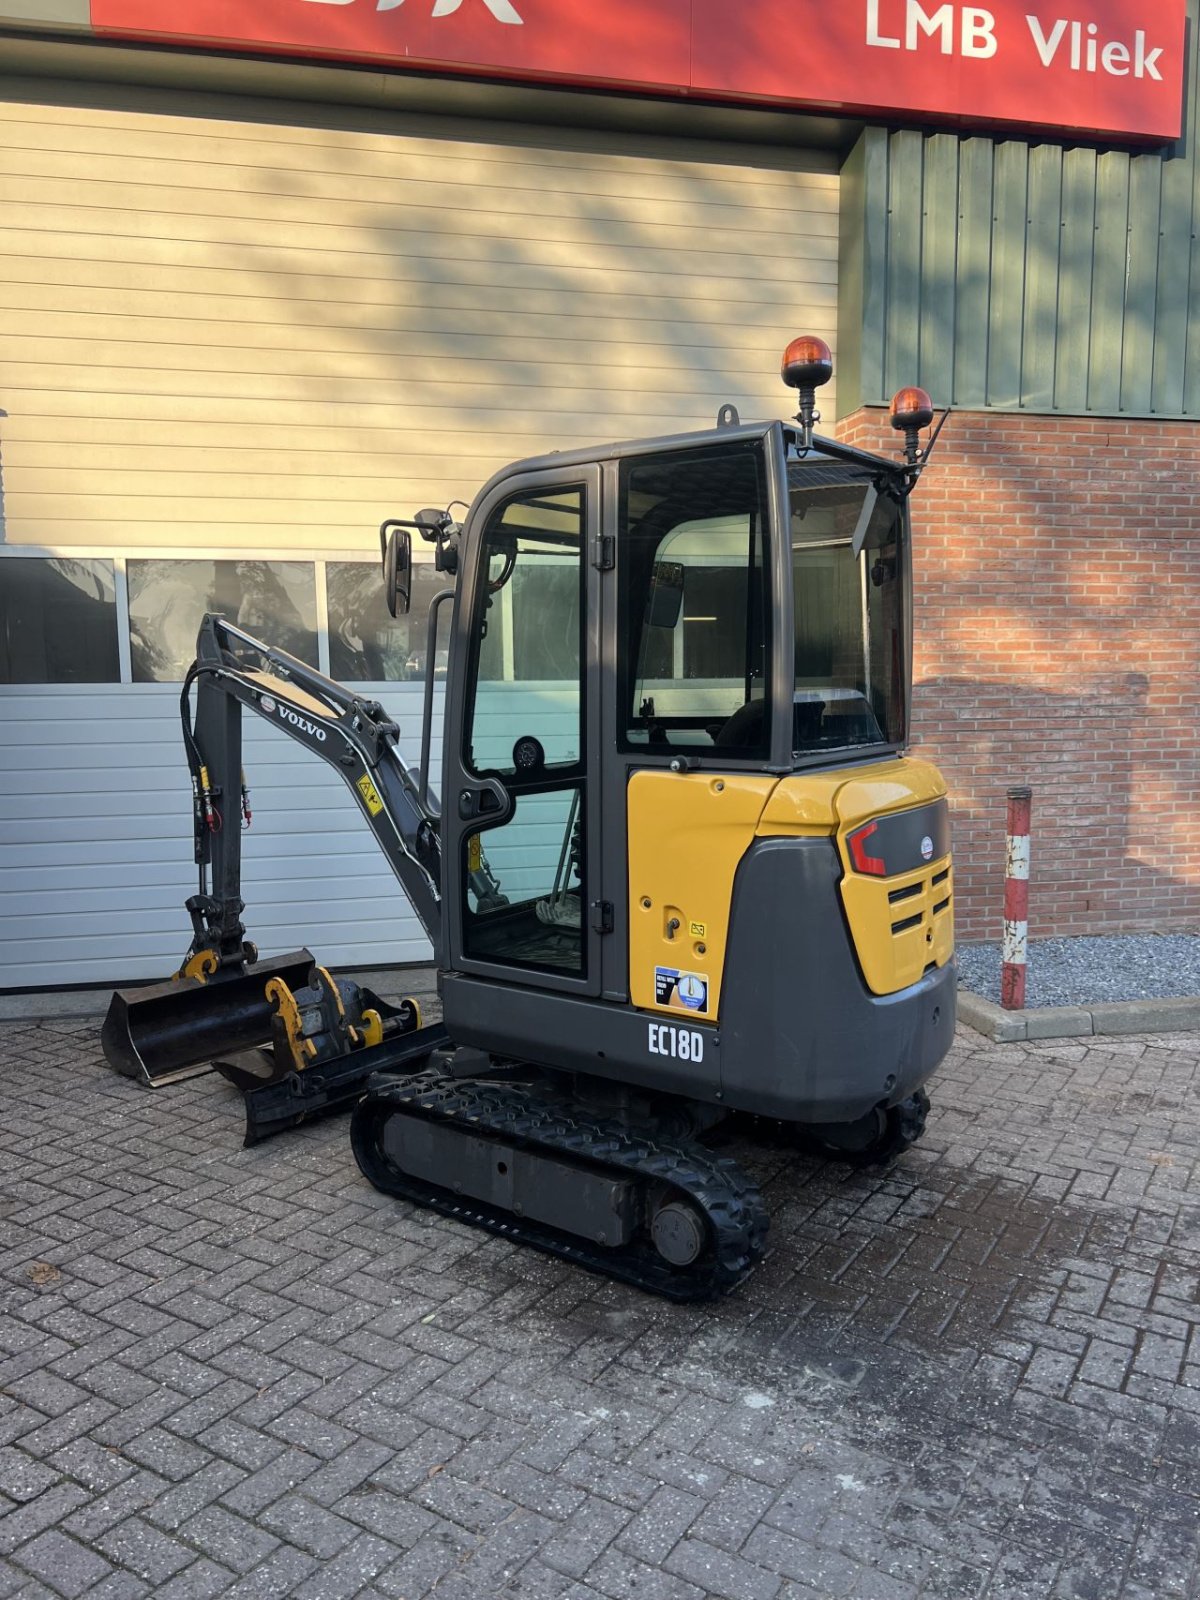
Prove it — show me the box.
[356,774,384,816]
[655,967,709,1014]
[688,920,707,939]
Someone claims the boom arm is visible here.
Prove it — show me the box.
[181,613,444,970]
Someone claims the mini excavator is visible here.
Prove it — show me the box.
[103,340,956,1300]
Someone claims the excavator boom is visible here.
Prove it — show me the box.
[102,614,446,1096]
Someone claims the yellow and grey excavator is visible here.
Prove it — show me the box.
[102,340,955,1299]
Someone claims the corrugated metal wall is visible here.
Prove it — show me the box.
[839,0,1200,419]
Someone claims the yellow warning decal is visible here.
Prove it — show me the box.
[467,834,483,873]
[357,774,384,816]
[689,921,707,940]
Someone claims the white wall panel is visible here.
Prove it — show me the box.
[0,683,437,986]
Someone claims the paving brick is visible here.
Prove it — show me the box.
[665,1535,783,1600]
[257,1494,361,1559]
[73,1574,151,1600]
[144,1461,247,1533]
[0,1485,92,1556]
[9,1529,112,1598]
[480,1463,585,1523]
[152,1559,240,1600]
[614,1486,705,1566]
[688,1474,777,1553]
[176,1505,280,1572]
[59,1474,168,1544]
[589,1547,708,1600]
[215,1546,320,1600]
[93,1517,194,1584]
[217,1451,321,1517]
[540,1497,632,1580]
[290,1531,399,1599]
[376,1522,478,1599]
[0,1454,58,1507]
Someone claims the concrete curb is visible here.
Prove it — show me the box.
[957,988,1200,1042]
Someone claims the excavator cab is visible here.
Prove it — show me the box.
[434,410,953,1118]
[102,341,955,1297]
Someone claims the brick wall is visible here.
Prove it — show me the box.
[837,408,1200,942]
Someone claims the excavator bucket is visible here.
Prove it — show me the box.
[101,949,316,1087]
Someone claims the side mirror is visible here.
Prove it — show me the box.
[384,528,412,618]
[414,508,448,540]
[645,561,684,630]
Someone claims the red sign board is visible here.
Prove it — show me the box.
[90,0,1187,143]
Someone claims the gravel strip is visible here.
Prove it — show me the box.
[956,933,1200,1008]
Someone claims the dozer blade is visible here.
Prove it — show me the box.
[101,950,316,1087]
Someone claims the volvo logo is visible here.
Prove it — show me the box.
[277,705,327,742]
[920,834,934,861]
[260,695,277,713]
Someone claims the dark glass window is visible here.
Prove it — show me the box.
[327,561,445,681]
[128,560,318,682]
[0,558,119,684]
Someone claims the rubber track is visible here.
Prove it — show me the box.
[350,1073,769,1301]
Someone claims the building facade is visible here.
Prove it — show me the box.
[0,0,1195,984]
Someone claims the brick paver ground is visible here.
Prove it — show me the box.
[2,1002,1198,1599]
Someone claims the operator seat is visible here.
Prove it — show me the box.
[715,696,826,750]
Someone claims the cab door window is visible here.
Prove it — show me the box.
[460,485,588,976]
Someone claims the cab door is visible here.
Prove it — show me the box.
[442,465,603,996]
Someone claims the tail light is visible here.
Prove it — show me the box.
[847,821,887,876]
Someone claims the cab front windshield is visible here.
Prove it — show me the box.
[619,441,907,760]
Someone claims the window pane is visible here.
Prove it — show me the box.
[462,787,585,976]
[0,558,119,684]
[467,488,584,774]
[788,464,903,751]
[128,560,317,682]
[327,561,444,681]
[618,443,770,754]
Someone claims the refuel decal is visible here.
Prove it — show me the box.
[655,967,709,1014]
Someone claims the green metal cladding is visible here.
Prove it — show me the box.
[838,1,1200,420]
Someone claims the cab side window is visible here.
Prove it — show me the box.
[618,442,771,756]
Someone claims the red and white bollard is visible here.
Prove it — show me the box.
[1000,786,1032,1010]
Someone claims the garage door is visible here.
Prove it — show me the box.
[0,79,839,986]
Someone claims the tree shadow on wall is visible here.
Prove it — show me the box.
[912,673,1200,940]
[0,410,8,544]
